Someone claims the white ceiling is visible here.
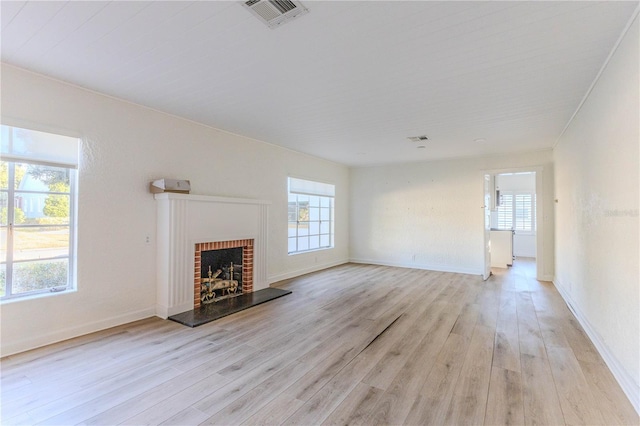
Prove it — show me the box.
[1,1,637,166]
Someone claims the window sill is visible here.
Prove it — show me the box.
[1,288,77,304]
[288,247,334,256]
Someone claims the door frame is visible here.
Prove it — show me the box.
[482,166,547,281]
[483,174,492,280]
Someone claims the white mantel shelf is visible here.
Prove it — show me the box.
[154,192,271,206]
[155,192,270,318]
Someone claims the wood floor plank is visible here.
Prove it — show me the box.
[81,369,225,424]
[15,333,197,417]
[192,353,299,417]
[561,316,604,365]
[520,353,566,426]
[120,373,232,425]
[365,311,459,425]
[0,373,31,395]
[546,346,606,425]
[35,366,185,425]
[530,285,572,319]
[286,326,376,402]
[493,292,521,372]
[240,392,305,426]
[80,345,251,425]
[443,325,495,425]
[475,286,500,329]
[3,333,192,412]
[172,343,256,374]
[404,332,471,425]
[537,314,572,349]
[360,291,446,390]
[284,292,424,424]
[202,361,313,425]
[484,366,525,426]
[1,411,36,426]
[3,321,178,390]
[577,358,640,425]
[158,407,208,425]
[450,302,482,338]
[516,292,547,359]
[1,317,166,370]
[321,382,384,426]
[281,349,380,426]
[0,260,634,426]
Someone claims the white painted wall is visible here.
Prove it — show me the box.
[0,65,349,356]
[496,172,536,192]
[349,151,554,278]
[553,15,639,411]
[513,235,535,258]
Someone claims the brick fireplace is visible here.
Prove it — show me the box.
[155,193,269,318]
[194,239,254,308]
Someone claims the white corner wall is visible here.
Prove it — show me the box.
[0,64,349,356]
[553,15,639,412]
[349,150,554,279]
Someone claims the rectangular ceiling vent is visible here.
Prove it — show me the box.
[243,0,309,29]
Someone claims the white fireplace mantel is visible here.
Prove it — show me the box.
[155,193,270,318]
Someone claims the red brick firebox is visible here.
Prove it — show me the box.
[194,239,254,309]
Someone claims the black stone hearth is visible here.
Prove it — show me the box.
[168,288,292,327]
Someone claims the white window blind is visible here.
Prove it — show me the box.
[496,191,535,233]
[1,125,79,168]
[515,193,535,232]
[496,193,513,230]
[288,177,335,197]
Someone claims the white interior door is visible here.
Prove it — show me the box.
[483,174,492,280]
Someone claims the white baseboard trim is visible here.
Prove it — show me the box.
[349,258,480,276]
[268,259,348,284]
[554,277,640,415]
[163,302,194,319]
[539,274,555,282]
[156,303,170,320]
[1,307,156,358]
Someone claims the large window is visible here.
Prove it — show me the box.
[496,191,536,233]
[1,125,79,300]
[288,177,334,254]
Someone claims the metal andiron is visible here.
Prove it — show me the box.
[201,263,239,304]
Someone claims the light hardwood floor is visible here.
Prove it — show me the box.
[1,260,638,425]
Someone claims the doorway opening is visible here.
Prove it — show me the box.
[484,169,542,280]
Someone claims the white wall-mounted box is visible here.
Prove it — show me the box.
[150,179,191,194]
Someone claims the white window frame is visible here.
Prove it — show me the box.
[1,124,79,301]
[496,192,514,230]
[495,190,536,234]
[288,177,334,255]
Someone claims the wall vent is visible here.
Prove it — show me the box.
[243,0,309,29]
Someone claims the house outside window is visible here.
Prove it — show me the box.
[1,124,79,300]
[288,177,334,254]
